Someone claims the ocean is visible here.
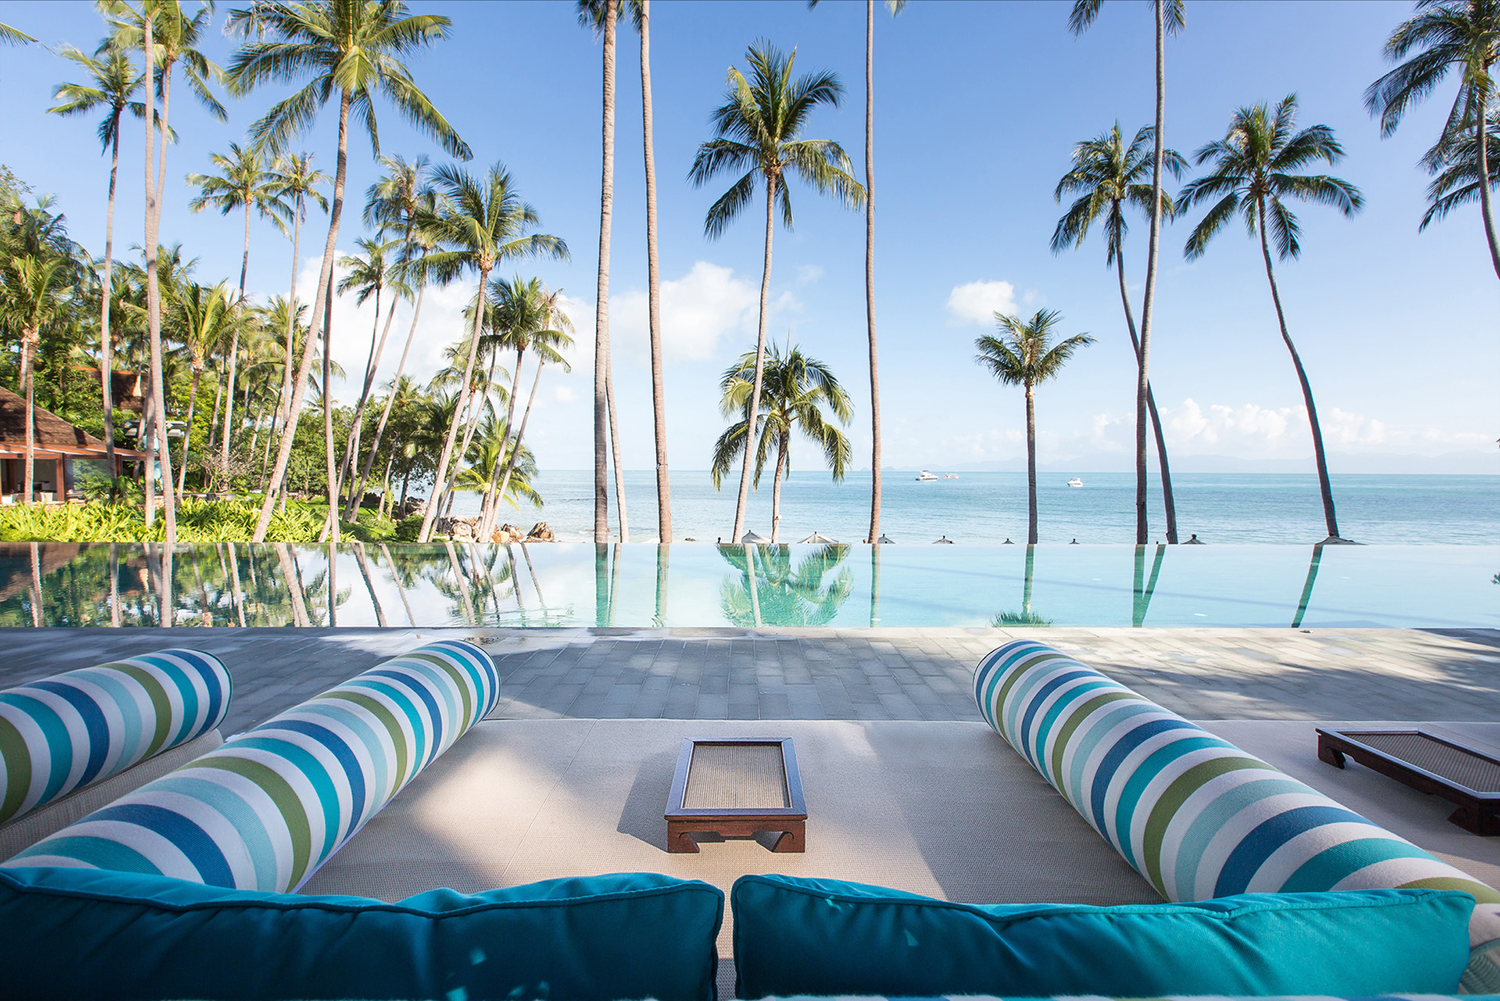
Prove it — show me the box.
[448,470,1500,546]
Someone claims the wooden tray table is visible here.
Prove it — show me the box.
[665,737,806,853]
[1317,727,1500,835]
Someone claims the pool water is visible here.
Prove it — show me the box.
[1,542,1495,630]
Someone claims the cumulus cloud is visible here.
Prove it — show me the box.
[946,280,1016,326]
[613,261,761,363]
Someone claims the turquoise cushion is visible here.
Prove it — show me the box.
[0,866,723,1001]
[731,874,1472,999]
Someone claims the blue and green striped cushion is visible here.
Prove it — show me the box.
[4,639,497,893]
[0,650,230,827]
[973,639,1500,991]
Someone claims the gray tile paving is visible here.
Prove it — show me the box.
[1,625,1497,733]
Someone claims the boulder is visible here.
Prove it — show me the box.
[526,521,554,542]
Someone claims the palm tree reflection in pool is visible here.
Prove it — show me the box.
[994,545,1052,627]
[718,544,853,628]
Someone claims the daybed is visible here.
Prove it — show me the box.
[0,638,1495,1000]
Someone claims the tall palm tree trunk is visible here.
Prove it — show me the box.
[1256,201,1341,541]
[477,348,525,536]
[731,175,777,543]
[606,356,628,541]
[1477,88,1500,281]
[593,0,617,544]
[339,285,399,518]
[1133,0,1167,546]
[770,431,789,543]
[1024,381,1038,545]
[640,0,671,542]
[219,201,252,483]
[321,280,340,543]
[1115,251,1178,542]
[177,368,200,493]
[100,112,122,471]
[863,0,882,545]
[350,274,425,517]
[254,92,353,543]
[491,359,544,525]
[143,16,176,543]
[419,273,491,542]
[22,336,35,505]
[272,195,304,466]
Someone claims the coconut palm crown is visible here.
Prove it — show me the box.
[689,41,864,238]
[1179,96,1362,262]
[1177,94,1362,541]
[1365,0,1499,279]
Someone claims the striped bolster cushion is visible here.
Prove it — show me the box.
[4,639,497,894]
[0,650,230,827]
[973,639,1500,992]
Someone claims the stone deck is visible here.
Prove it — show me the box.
[2,625,1497,734]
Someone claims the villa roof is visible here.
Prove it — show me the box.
[0,386,147,458]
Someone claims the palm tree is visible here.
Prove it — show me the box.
[455,415,543,518]
[109,0,226,537]
[634,0,672,542]
[1178,95,1363,542]
[1366,0,1500,280]
[49,43,147,472]
[975,310,1094,545]
[476,276,574,539]
[1069,0,1185,545]
[689,41,864,544]
[578,0,619,544]
[809,0,905,545]
[263,152,327,466]
[334,233,407,511]
[346,155,436,519]
[0,254,74,504]
[1052,122,1186,542]
[413,162,567,542]
[1423,107,1500,229]
[711,343,854,544]
[227,0,471,543]
[187,140,290,482]
[171,280,234,492]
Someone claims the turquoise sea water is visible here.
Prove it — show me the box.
[455,470,1500,546]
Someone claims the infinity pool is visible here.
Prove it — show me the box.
[1,542,1494,630]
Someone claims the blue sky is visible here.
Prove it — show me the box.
[2,0,1496,477]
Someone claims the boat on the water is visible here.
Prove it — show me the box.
[916,470,939,481]
[1067,477,1083,488]
[943,474,959,479]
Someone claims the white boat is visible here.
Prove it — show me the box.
[943,474,959,479]
[916,470,939,481]
[1067,477,1083,488]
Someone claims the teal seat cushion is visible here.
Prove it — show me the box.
[0,866,723,1001]
[731,874,1472,999]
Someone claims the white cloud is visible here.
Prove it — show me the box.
[946,280,1016,326]
[795,264,825,285]
[553,385,576,403]
[613,261,760,363]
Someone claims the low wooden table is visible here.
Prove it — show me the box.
[1317,727,1500,835]
[665,737,806,853]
